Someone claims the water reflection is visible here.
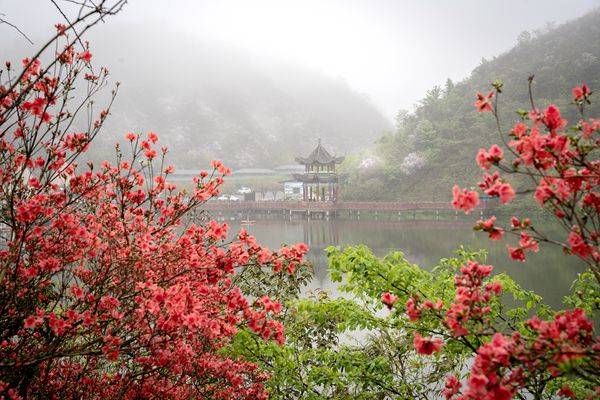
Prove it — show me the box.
[229,218,585,309]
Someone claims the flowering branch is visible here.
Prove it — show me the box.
[453,79,600,283]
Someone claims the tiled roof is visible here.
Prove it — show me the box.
[295,140,344,165]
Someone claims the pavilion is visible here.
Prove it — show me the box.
[293,140,344,202]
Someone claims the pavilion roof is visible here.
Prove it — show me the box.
[295,140,344,165]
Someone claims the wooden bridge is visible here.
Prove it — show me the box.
[203,201,491,215]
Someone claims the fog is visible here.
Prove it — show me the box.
[1,1,599,168]
[3,0,599,117]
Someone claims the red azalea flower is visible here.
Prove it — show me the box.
[381,292,398,309]
[452,185,480,214]
[475,91,494,113]
[413,333,443,355]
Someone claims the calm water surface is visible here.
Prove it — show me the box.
[229,217,585,309]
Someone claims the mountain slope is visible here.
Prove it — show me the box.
[342,9,600,201]
[85,25,390,169]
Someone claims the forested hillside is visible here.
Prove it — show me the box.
[84,25,390,169]
[342,9,600,201]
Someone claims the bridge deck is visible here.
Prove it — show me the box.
[202,201,488,212]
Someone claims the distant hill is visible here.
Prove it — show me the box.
[81,25,391,169]
[342,9,600,201]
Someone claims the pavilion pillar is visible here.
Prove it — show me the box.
[316,180,320,202]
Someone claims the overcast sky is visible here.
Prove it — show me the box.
[3,0,600,119]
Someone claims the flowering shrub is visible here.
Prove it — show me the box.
[325,245,600,400]
[319,82,600,397]
[399,152,425,175]
[420,81,600,399]
[453,80,599,283]
[0,20,307,399]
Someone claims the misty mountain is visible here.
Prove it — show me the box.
[84,25,390,169]
[343,8,600,201]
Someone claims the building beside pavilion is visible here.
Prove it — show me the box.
[293,139,344,202]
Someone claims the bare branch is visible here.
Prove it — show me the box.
[0,14,34,45]
[60,0,95,8]
[0,0,127,105]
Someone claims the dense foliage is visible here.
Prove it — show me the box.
[229,245,599,399]
[0,9,307,399]
[342,9,600,201]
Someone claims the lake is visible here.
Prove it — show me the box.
[228,217,586,309]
